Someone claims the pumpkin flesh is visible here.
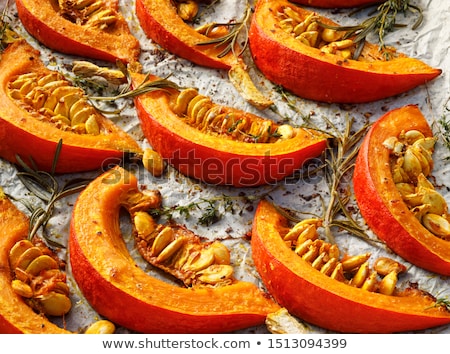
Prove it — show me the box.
[353,105,450,275]
[0,39,142,173]
[248,0,441,103]
[251,199,450,333]
[69,166,280,334]
[135,0,238,69]
[132,73,328,187]
[15,0,140,63]
[0,189,70,334]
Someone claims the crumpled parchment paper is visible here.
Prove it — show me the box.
[0,0,449,334]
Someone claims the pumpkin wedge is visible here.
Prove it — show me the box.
[131,73,328,187]
[135,0,237,70]
[251,199,450,333]
[0,188,70,334]
[15,0,140,63]
[69,166,281,334]
[0,39,142,173]
[248,0,441,103]
[353,105,450,276]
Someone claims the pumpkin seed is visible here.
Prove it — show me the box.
[36,291,72,316]
[11,279,33,298]
[85,319,116,334]
[374,257,407,276]
[25,254,59,276]
[378,270,398,296]
[196,264,234,285]
[9,239,34,268]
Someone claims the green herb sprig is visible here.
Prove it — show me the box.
[195,3,251,58]
[436,98,450,160]
[271,86,375,245]
[319,0,423,59]
[149,193,263,227]
[14,140,91,247]
[1,1,20,52]
[89,61,182,101]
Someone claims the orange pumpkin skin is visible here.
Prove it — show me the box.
[353,105,450,276]
[289,0,383,8]
[0,189,70,334]
[15,0,140,63]
[69,166,280,334]
[251,199,450,333]
[132,73,327,187]
[0,39,142,173]
[135,0,237,69]
[248,0,441,103]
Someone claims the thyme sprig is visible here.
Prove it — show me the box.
[1,1,20,52]
[15,140,90,247]
[432,297,450,311]
[195,3,251,58]
[436,98,450,160]
[149,193,262,227]
[319,0,423,59]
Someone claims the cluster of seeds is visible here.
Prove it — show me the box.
[9,238,71,317]
[133,210,235,287]
[384,129,450,240]
[58,0,118,29]
[8,72,101,135]
[283,218,407,295]
[170,88,296,143]
[276,6,355,60]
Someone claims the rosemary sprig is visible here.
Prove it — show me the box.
[15,140,91,247]
[195,3,251,58]
[319,0,423,59]
[89,71,181,101]
[320,115,373,243]
[271,86,374,244]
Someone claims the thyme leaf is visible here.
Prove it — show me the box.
[436,97,450,160]
[149,194,260,227]
[432,297,450,311]
[195,3,251,58]
[0,1,21,52]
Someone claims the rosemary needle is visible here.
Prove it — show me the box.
[195,3,251,58]
[15,140,91,247]
[319,0,424,59]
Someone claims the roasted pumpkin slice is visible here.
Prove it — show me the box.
[69,166,281,334]
[288,0,383,8]
[353,105,450,276]
[0,39,141,173]
[15,0,140,63]
[135,0,238,70]
[251,199,450,333]
[131,73,328,187]
[0,187,71,334]
[248,0,441,103]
